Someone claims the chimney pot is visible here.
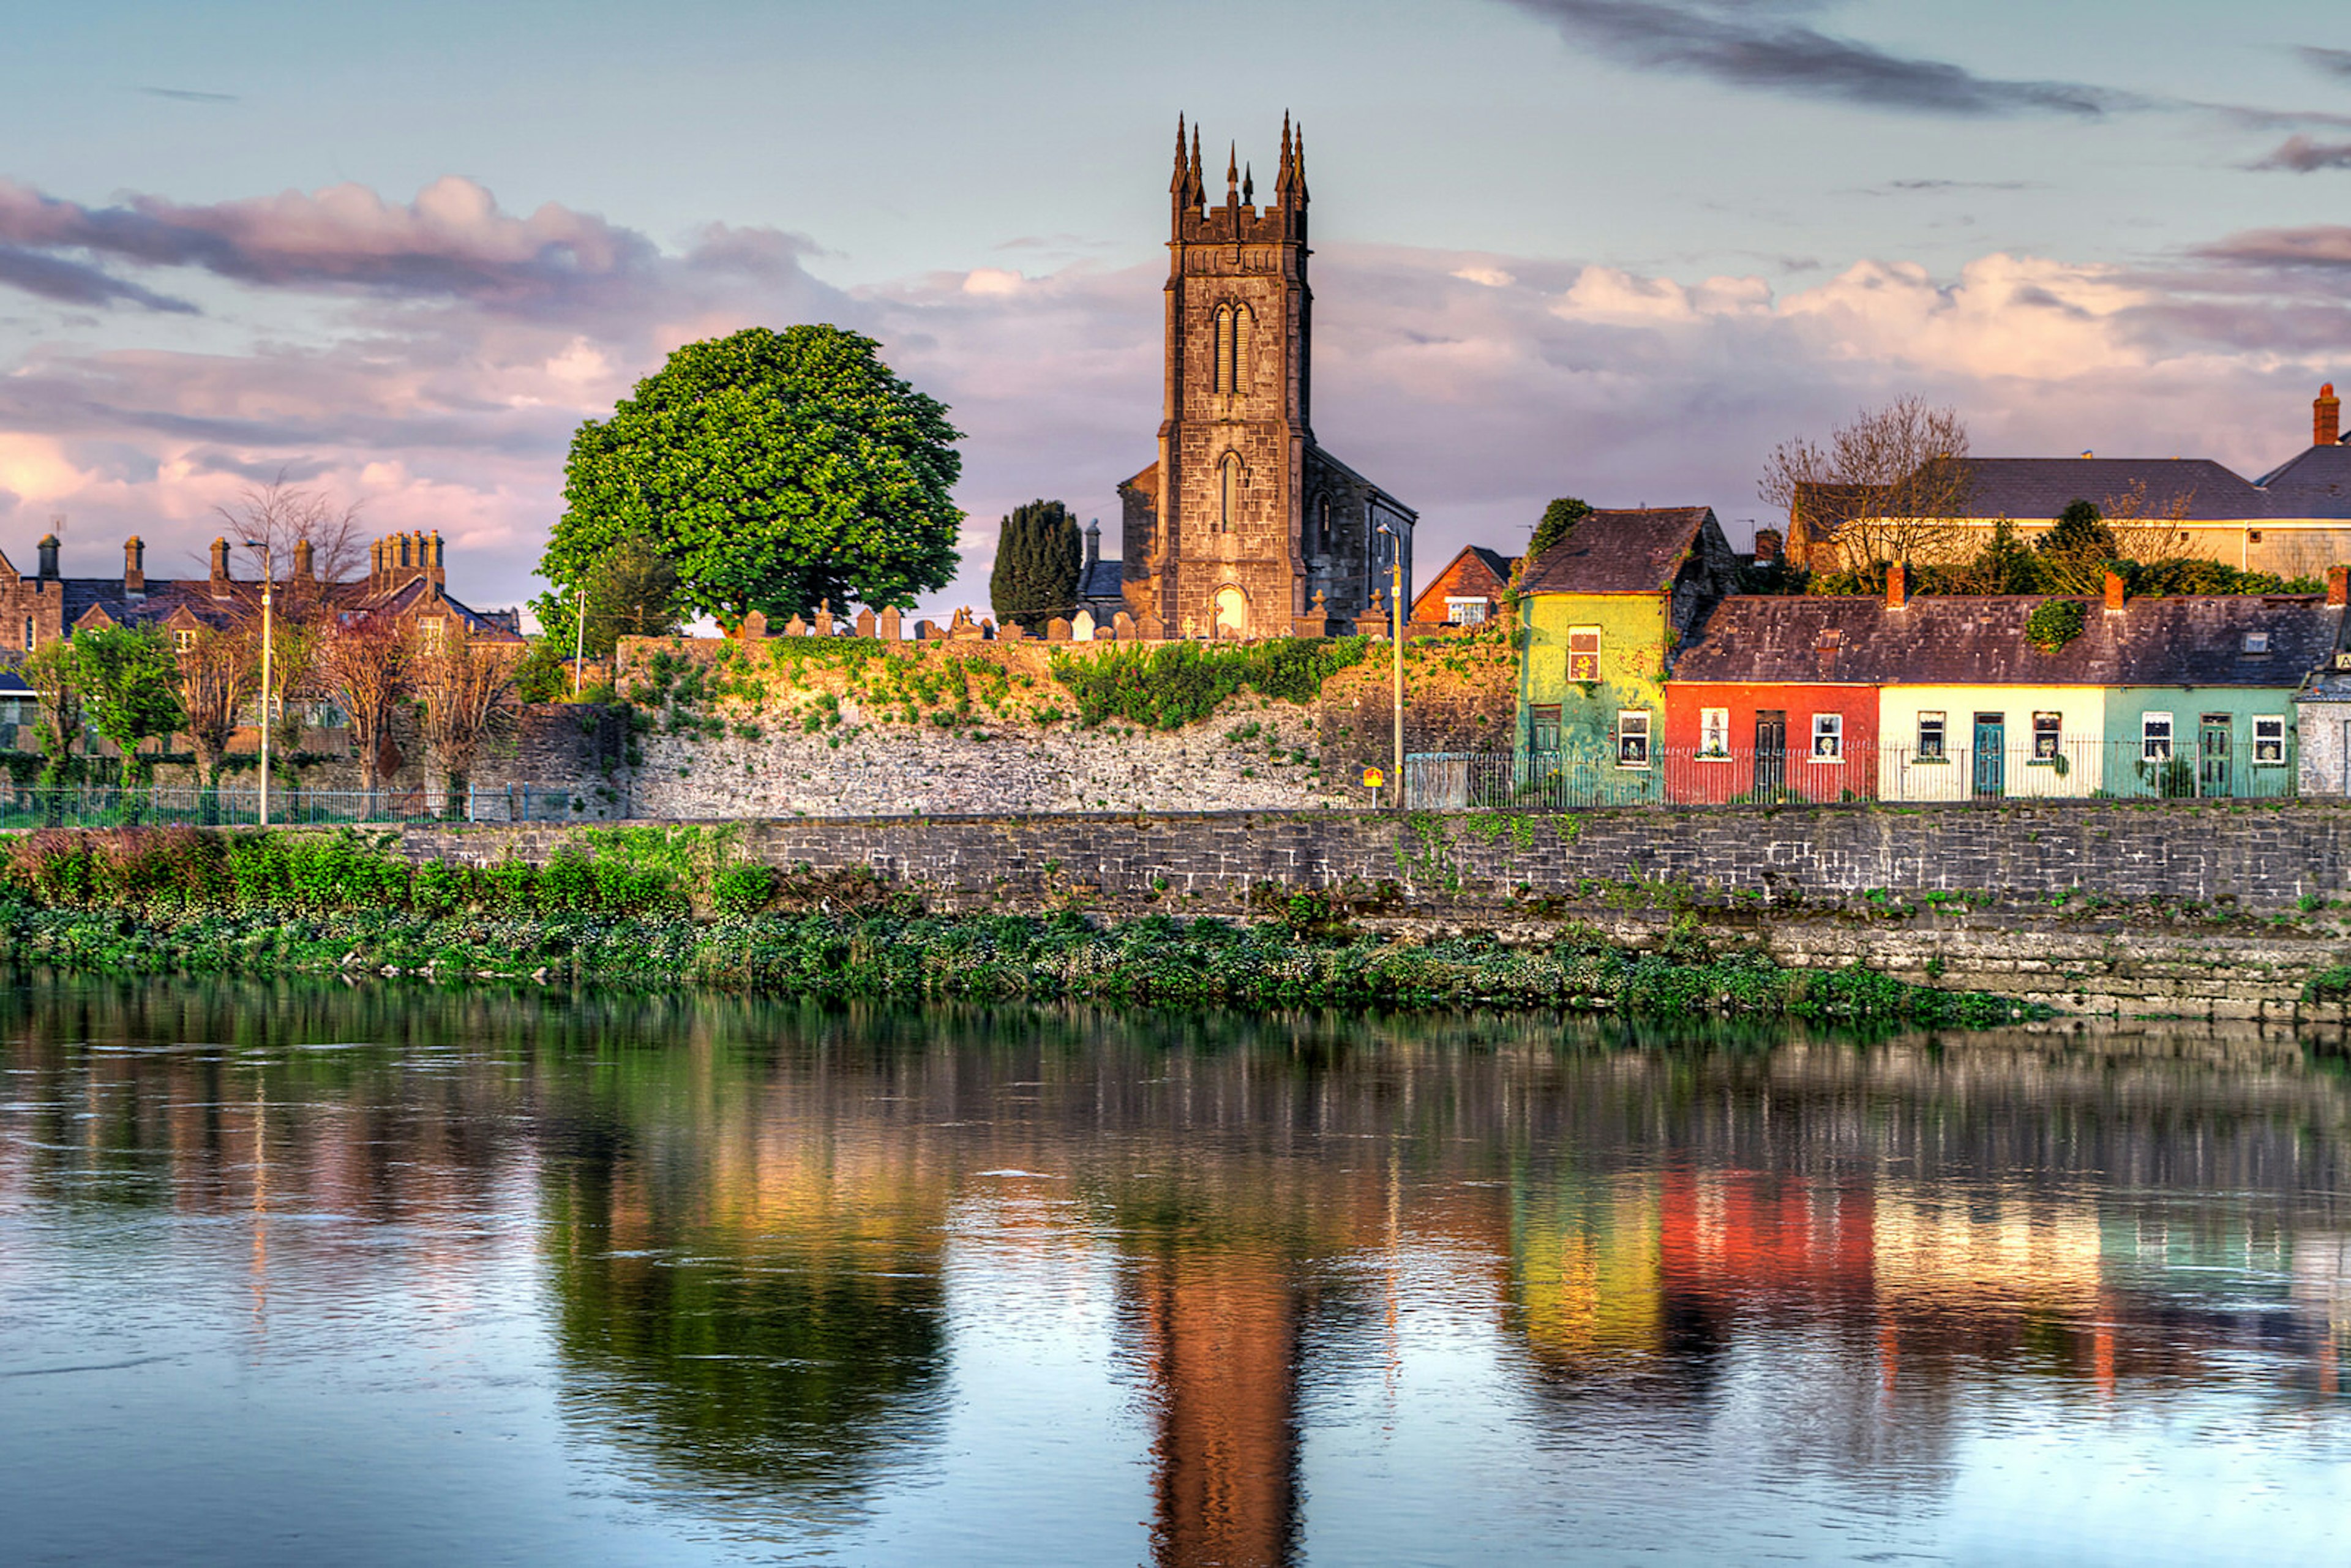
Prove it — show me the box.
[123,536,144,596]
[2329,565,2348,607]
[1884,560,1908,609]
[2104,569,2126,612]
[1752,527,1782,566]
[2319,383,2342,448]
[36,534,59,582]
[209,536,229,584]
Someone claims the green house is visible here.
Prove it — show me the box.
[1516,507,1739,801]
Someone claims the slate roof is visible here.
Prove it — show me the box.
[1518,508,1717,595]
[1077,559,1124,601]
[1938,458,2270,522]
[2252,443,2351,516]
[1675,594,2342,688]
[38,572,523,643]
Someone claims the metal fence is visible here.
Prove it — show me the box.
[0,783,588,830]
[1404,739,2302,811]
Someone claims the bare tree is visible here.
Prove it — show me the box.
[415,625,517,811]
[2097,479,2199,571]
[1760,397,1973,571]
[177,625,259,801]
[212,472,368,591]
[317,610,413,811]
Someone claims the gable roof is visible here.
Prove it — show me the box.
[2252,443,2351,516]
[1938,458,2270,523]
[1675,594,2341,688]
[1519,508,1717,595]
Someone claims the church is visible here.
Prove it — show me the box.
[1089,115,1415,640]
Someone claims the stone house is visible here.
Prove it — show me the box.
[1408,546,1514,629]
[1514,507,1739,800]
[1790,384,2351,580]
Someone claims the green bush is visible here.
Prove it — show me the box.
[1051,637,1368,729]
[712,865,775,918]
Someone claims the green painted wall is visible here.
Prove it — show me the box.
[1517,590,1670,802]
[2099,686,2301,799]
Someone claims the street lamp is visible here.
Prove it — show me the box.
[240,538,274,827]
[1374,517,1408,809]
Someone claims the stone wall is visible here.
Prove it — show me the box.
[390,800,2351,1018]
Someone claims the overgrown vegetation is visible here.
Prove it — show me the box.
[1050,639,1370,729]
[0,825,2028,1023]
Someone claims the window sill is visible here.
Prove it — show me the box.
[1910,756,1949,765]
[1805,755,1843,765]
[1694,752,1731,763]
[2025,758,2065,768]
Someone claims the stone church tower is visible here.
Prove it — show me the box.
[1116,115,1414,639]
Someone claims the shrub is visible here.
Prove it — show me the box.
[2025,598,2085,653]
[712,865,775,918]
[1051,637,1368,729]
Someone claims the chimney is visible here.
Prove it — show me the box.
[34,533,59,582]
[1884,560,1907,609]
[2320,383,2342,448]
[123,536,144,597]
[209,536,229,586]
[293,538,315,581]
[2104,569,2126,612]
[428,530,445,587]
[1085,517,1101,568]
[1752,527,1782,567]
[2329,565,2348,607]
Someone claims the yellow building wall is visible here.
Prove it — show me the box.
[1877,686,2108,800]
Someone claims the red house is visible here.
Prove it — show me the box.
[1408,546,1514,629]
[1663,593,1884,803]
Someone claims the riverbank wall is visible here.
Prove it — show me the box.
[390,801,2351,1021]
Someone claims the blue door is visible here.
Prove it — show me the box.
[1972,714,2005,797]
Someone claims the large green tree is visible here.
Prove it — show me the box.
[539,326,963,628]
[75,626,185,789]
[988,500,1080,631]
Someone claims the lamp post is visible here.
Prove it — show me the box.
[572,579,587,700]
[1376,519,1408,809]
[241,539,274,827]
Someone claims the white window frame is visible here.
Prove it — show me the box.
[1567,626,1601,682]
[1445,598,1489,626]
[1809,712,1843,762]
[1698,707,1731,760]
[1916,711,1946,760]
[1616,710,1651,769]
[2254,714,2286,765]
[2143,711,2173,761]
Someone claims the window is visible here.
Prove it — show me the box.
[173,628,195,653]
[419,617,446,654]
[2243,631,2271,655]
[2034,711,2062,760]
[1698,707,1730,759]
[1616,710,1651,768]
[1567,627,1600,681]
[1917,711,1946,759]
[1445,598,1489,626]
[1218,453,1242,533]
[19,618,29,653]
[1212,304,1250,394]
[2142,712,2173,760]
[1810,712,1843,760]
[1530,703,1562,754]
[2255,715,2285,764]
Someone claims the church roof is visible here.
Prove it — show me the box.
[1519,508,1719,596]
[1119,462,1160,505]
[1077,560,1123,601]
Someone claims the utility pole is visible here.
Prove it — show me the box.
[1376,519,1409,809]
[242,539,275,827]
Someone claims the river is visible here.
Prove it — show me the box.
[0,977,2345,1566]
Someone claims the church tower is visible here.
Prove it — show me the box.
[1118,115,1412,638]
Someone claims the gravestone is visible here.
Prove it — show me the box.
[1046,617,1072,642]
[877,606,901,642]
[855,606,877,639]
[738,610,768,640]
[999,621,1026,642]
[814,600,834,637]
[1112,611,1136,640]
[1071,609,1097,642]
[784,614,808,637]
[913,619,936,640]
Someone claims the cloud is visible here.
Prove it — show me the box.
[2252,134,2351,171]
[0,246,195,312]
[0,176,683,312]
[2299,46,2351,81]
[1865,178,2040,194]
[140,87,238,103]
[2192,225,2351,269]
[1497,0,2124,116]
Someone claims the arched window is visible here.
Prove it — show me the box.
[1213,306,1234,394]
[1214,586,1248,640]
[1232,306,1250,393]
[1219,453,1243,532]
[1211,303,1251,395]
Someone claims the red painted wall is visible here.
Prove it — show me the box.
[1663,682,1880,803]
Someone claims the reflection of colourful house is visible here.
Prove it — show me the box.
[1666,569,2339,801]
[1516,508,1739,801]
[1511,1175,1663,1365]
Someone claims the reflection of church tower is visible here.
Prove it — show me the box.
[1118,115,1414,640]
[1134,1249,1301,1567]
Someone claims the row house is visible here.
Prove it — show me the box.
[1667,566,2341,803]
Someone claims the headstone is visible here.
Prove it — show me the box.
[877,606,901,642]
[1112,611,1136,640]
[855,606,877,639]
[1071,609,1098,642]
[913,619,937,640]
[949,607,984,641]
[815,599,834,637]
[1136,612,1164,641]
[980,617,997,640]
[784,614,808,637]
[999,620,1026,642]
[1046,617,1072,642]
[738,610,768,640]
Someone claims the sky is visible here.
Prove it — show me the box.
[3,0,2351,621]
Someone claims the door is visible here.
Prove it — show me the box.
[2199,714,2232,798]
[1752,710,1786,800]
[1973,714,2005,797]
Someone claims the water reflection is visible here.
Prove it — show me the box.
[0,978,2346,1565]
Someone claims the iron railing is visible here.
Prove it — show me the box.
[1405,740,2301,811]
[0,783,589,829]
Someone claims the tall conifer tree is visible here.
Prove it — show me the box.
[989,500,1081,630]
